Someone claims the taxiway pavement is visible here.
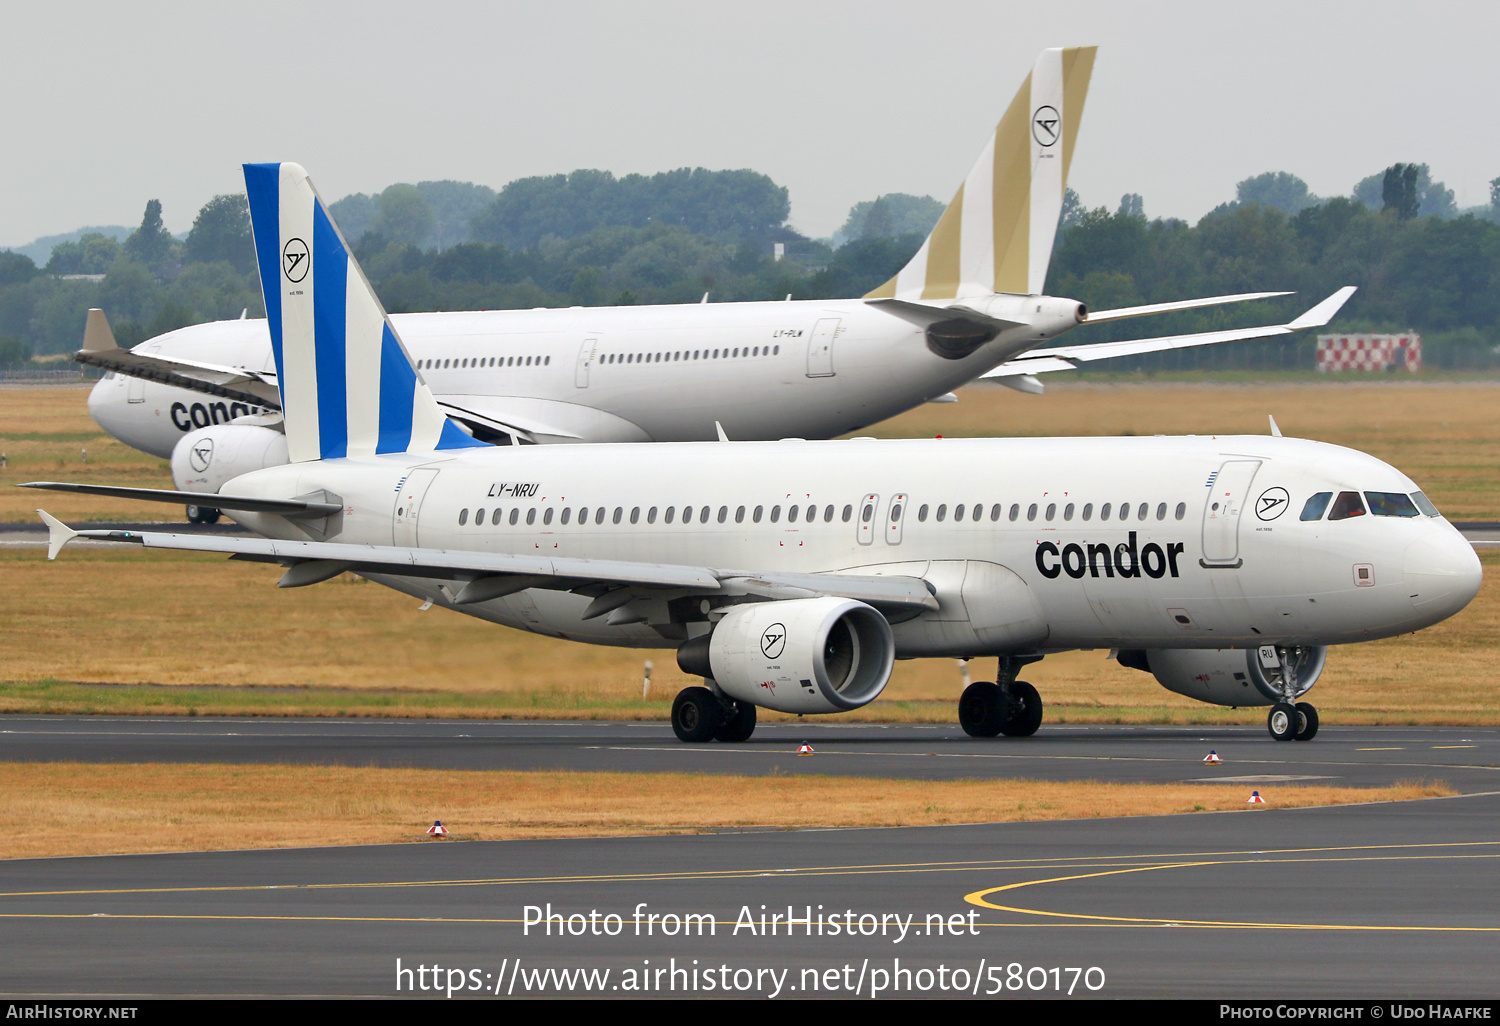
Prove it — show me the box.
[2,716,1496,793]
[0,790,1495,997]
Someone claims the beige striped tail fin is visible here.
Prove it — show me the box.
[865,46,1096,302]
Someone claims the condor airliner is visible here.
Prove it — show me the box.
[77,47,1350,523]
[29,163,1472,745]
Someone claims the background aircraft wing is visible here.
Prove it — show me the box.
[980,286,1355,392]
[37,514,939,614]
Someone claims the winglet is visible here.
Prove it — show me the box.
[1288,286,1356,330]
[714,421,730,442]
[82,309,118,354]
[37,510,78,560]
[1269,415,1283,438]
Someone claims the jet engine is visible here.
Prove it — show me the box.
[170,423,289,495]
[676,597,894,715]
[1117,646,1327,707]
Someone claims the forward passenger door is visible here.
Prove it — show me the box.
[1201,460,1261,567]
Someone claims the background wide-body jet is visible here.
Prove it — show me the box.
[27,161,1478,746]
[76,47,1351,523]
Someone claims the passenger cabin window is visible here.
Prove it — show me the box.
[936,504,947,522]
[1100,503,1112,520]
[1009,504,1019,522]
[1365,492,1421,517]
[842,505,853,522]
[1063,503,1074,521]
[1328,491,1366,521]
[492,509,503,526]
[1045,503,1056,521]
[1174,502,1186,520]
[990,504,1001,522]
[458,509,468,525]
[918,504,929,522]
[1301,492,1333,521]
[526,509,537,525]
[1027,503,1037,522]
[1081,503,1093,521]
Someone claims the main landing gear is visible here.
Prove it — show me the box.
[1268,701,1319,742]
[958,656,1045,738]
[671,685,757,743]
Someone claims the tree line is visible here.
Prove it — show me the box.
[2,163,1498,371]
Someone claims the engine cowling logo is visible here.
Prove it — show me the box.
[760,624,786,660]
[1255,487,1290,521]
[188,438,214,473]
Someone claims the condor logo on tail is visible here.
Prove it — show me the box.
[1036,531,1186,581]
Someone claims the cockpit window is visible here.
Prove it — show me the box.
[1300,492,1333,521]
[1411,492,1442,518]
[1365,491,1420,518]
[1327,491,1366,521]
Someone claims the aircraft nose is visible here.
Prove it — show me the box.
[1404,529,1483,622]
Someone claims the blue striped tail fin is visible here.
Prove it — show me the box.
[243,162,485,462]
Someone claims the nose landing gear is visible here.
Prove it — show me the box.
[1261,646,1320,741]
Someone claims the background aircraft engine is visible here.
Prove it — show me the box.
[1117,646,1327,707]
[680,597,895,715]
[170,424,289,495]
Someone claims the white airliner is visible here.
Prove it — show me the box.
[29,162,1479,745]
[76,46,1351,522]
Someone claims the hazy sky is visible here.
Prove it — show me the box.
[3,0,1497,245]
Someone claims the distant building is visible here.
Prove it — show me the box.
[1316,334,1422,372]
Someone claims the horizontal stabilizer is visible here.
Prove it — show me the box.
[980,287,1356,381]
[75,309,281,409]
[19,482,341,518]
[865,298,1025,332]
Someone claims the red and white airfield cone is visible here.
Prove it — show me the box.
[797,743,814,756]
[426,820,449,837]
[1204,750,1223,765]
[1246,791,1265,804]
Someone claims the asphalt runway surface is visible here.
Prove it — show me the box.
[0,790,1496,998]
[3,716,1497,793]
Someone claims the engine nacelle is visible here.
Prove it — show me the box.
[1118,646,1327,707]
[170,424,289,495]
[678,597,895,715]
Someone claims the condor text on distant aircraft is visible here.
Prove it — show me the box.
[77,47,1352,523]
[27,161,1478,746]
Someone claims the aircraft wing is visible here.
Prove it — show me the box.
[75,309,282,409]
[36,512,940,614]
[980,287,1355,393]
[1084,291,1292,324]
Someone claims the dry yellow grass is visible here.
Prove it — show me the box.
[1,546,1494,724]
[2,383,1497,723]
[0,761,1453,860]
